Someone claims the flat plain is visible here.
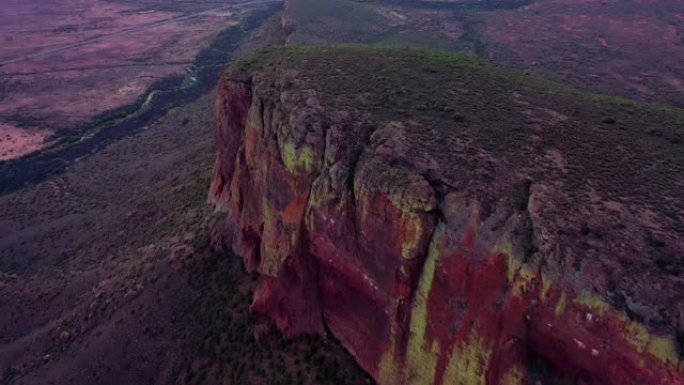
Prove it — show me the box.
[0,0,257,160]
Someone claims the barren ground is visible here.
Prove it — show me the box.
[282,0,684,108]
[479,0,684,107]
[0,0,267,160]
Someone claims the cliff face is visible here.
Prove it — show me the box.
[210,47,684,385]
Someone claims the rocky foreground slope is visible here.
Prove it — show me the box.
[210,46,684,385]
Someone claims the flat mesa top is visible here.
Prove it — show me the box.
[230,46,684,332]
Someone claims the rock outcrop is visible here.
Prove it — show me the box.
[210,47,684,385]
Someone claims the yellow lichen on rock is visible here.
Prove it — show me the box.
[390,194,429,260]
[623,318,650,353]
[646,335,680,366]
[573,291,610,316]
[400,213,423,259]
[572,292,680,367]
[554,292,567,316]
[493,238,514,262]
[511,265,536,299]
[282,142,316,174]
[405,226,444,384]
[502,252,536,299]
[442,330,493,385]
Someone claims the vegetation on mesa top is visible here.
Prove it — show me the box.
[230,45,684,221]
[233,45,684,135]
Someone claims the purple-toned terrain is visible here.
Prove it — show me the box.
[1,0,683,385]
[0,0,252,160]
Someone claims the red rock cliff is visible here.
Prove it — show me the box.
[210,49,684,385]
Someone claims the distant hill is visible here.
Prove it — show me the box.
[280,0,684,108]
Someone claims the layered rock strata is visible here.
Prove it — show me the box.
[210,48,684,385]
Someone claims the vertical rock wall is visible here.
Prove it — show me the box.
[210,68,684,385]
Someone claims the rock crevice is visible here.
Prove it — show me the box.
[211,56,684,385]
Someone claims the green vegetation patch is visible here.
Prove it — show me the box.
[232,45,684,217]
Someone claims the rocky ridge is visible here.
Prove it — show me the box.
[210,46,684,385]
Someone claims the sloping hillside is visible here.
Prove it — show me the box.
[280,0,684,108]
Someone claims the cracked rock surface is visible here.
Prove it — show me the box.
[210,46,684,385]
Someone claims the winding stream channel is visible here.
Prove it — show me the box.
[0,1,281,195]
